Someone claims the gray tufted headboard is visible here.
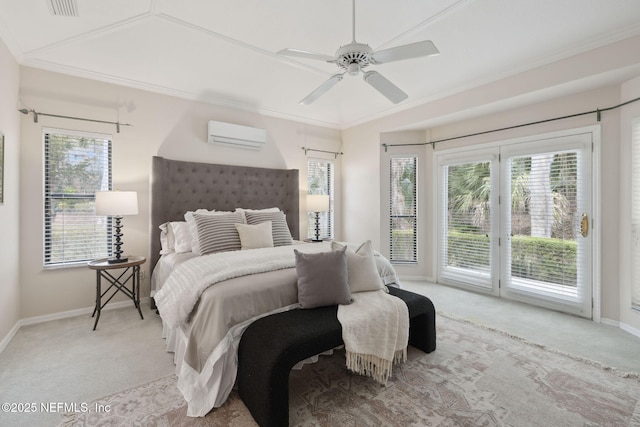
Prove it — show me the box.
[150,156,299,270]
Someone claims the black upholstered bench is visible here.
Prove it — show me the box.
[237,287,436,427]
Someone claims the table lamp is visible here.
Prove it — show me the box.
[307,194,330,242]
[96,191,139,263]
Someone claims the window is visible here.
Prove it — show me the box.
[440,158,495,288]
[307,158,334,239]
[389,156,417,263]
[436,130,593,317]
[44,129,112,267]
[632,117,640,310]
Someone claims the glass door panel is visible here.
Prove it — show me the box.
[501,135,592,317]
[438,150,499,293]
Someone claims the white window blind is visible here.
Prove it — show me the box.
[44,129,112,267]
[440,160,493,287]
[505,150,584,302]
[390,156,417,263]
[307,158,334,239]
[632,118,640,309]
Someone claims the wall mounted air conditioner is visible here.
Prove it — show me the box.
[207,121,267,150]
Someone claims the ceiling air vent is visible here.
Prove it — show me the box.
[47,0,79,17]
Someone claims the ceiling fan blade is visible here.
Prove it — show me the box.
[299,74,344,105]
[371,40,439,64]
[362,71,408,104]
[277,48,335,62]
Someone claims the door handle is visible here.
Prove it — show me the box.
[580,213,589,238]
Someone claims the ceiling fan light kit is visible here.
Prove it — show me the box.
[278,0,439,105]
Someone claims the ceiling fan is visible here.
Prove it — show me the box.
[277,0,439,105]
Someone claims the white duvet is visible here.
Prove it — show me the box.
[154,243,326,328]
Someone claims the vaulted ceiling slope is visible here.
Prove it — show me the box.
[1,0,640,129]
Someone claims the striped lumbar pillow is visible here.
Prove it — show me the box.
[193,212,243,255]
[244,211,293,246]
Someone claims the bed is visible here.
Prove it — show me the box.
[149,156,402,417]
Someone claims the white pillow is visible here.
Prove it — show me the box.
[158,222,174,255]
[330,241,399,286]
[184,209,232,255]
[170,221,192,253]
[332,240,383,293]
[374,254,401,287]
[235,221,274,250]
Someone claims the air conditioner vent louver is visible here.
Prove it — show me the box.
[48,0,79,17]
[207,121,266,150]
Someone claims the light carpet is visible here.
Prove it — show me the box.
[60,314,640,426]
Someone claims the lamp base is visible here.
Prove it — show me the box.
[109,216,127,264]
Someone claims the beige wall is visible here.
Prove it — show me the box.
[618,75,640,333]
[0,38,21,343]
[18,67,342,319]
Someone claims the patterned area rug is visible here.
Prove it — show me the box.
[60,314,640,426]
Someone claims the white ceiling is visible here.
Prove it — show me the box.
[1,0,640,129]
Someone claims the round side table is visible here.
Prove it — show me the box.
[87,255,146,330]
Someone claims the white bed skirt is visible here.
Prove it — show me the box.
[162,303,306,417]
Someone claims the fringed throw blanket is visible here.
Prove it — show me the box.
[337,289,409,384]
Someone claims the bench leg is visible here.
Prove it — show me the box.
[238,362,290,427]
[409,311,436,353]
[387,286,437,353]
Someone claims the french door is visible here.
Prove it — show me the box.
[438,131,593,318]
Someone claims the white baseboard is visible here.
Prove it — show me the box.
[600,317,619,327]
[0,322,21,354]
[620,321,640,339]
[0,297,151,354]
[600,317,640,339]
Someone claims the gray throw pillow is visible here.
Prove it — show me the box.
[294,247,352,309]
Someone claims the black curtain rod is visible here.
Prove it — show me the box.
[18,108,133,133]
[301,146,343,158]
[381,95,640,152]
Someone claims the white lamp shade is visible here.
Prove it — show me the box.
[95,191,139,216]
[307,194,330,213]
